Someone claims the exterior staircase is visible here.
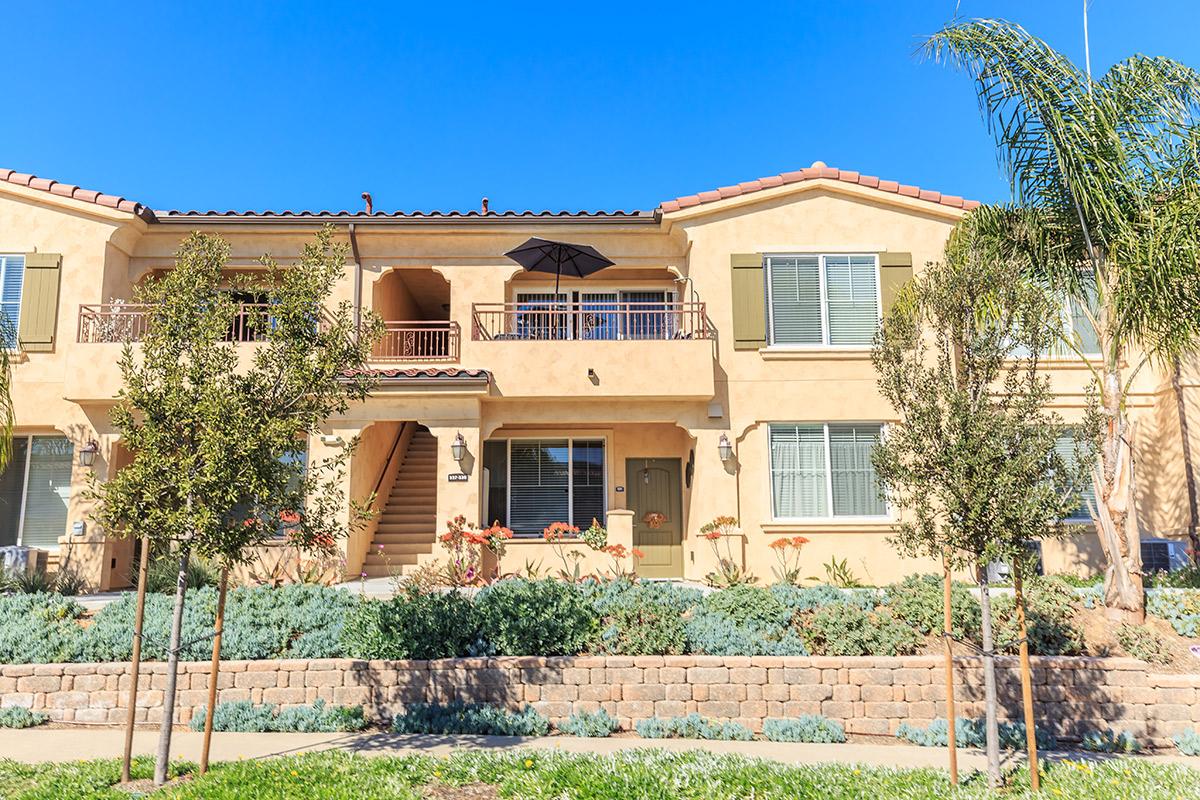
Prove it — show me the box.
[361,427,438,578]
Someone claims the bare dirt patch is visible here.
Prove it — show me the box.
[422,782,500,800]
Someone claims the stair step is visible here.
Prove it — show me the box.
[366,543,431,556]
[377,524,437,535]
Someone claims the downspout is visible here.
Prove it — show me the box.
[348,222,363,338]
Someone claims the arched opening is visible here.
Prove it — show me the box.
[372,269,456,361]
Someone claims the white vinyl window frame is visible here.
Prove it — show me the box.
[764,253,882,349]
[503,435,609,536]
[767,422,891,522]
[0,254,25,349]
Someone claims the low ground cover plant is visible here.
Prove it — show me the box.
[0,707,48,729]
[1115,623,1172,664]
[340,586,481,660]
[390,701,550,737]
[557,709,619,738]
[188,700,366,733]
[635,713,753,741]
[896,717,1058,750]
[1081,728,1140,754]
[474,579,598,656]
[761,715,846,743]
[1175,730,1200,756]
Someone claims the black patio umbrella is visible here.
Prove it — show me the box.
[504,237,615,294]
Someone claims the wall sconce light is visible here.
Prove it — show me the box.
[718,434,733,463]
[79,439,100,468]
[451,432,467,463]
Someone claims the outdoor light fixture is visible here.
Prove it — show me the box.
[451,432,467,463]
[718,434,733,463]
[79,439,100,468]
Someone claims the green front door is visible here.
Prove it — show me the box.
[626,458,683,578]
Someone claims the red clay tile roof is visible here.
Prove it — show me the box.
[159,208,649,219]
[0,168,153,220]
[659,163,981,214]
[343,367,491,381]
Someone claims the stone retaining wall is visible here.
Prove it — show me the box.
[3,655,1198,748]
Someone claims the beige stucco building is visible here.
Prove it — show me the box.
[0,162,1195,591]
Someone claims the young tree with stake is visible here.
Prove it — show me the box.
[872,217,1095,788]
[89,226,380,785]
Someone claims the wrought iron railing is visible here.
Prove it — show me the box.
[471,301,712,341]
[78,303,277,343]
[372,321,460,362]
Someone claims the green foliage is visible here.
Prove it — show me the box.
[762,715,846,744]
[1146,565,1200,589]
[587,579,698,656]
[822,557,864,588]
[557,709,619,738]
[1081,728,1140,754]
[1146,588,1200,637]
[0,593,85,663]
[475,579,597,656]
[142,551,220,594]
[884,574,981,639]
[634,714,753,741]
[390,702,550,737]
[685,588,808,657]
[0,707,47,729]
[770,584,878,613]
[798,603,923,657]
[1175,730,1200,756]
[339,587,480,660]
[896,717,1058,750]
[1116,623,1172,664]
[188,700,366,733]
[992,576,1085,656]
[702,585,790,627]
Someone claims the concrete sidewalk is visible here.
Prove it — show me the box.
[1,728,1195,770]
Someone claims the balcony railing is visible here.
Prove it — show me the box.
[373,320,460,362]
[472,301,712,341]
[78,303,278,343]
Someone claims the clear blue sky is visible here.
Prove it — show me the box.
[2,2,1196,213]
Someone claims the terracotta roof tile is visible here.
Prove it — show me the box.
[659,163,981,214]
[0,167,152,220]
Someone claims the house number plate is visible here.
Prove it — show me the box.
[447,473,469,482]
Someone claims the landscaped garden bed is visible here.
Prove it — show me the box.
[0,749,1197,799]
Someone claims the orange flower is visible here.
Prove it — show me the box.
[279,510,301,525]
[768,537,791,550]
[631,548,645,559]
[790,536,810,548]
[703,530,723,541]
[542,521,579,542]
[603,544,629,559]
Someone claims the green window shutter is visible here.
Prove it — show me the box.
[730,253,766,350]
[878,252,913,319]
[18,253,62,353]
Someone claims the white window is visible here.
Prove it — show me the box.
[0,435,74,550]
[1055,431,1097,522]
[769,423,887,519]
[766,254,880,347]
[0,254,25,347]
[495,438,606,536]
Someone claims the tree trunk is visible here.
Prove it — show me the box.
[1014,571,1039,792]
[199,567,229,775]
[942,551,958,785]
[1172,359,1200,564]
[977,565,1001,789]
[1096,369,1145,621]
[154,546,191,786]
[121,536,151,784]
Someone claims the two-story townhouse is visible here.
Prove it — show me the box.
[0,163,1195,591]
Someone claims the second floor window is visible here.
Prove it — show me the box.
[0,254,25,347]
[766,254,880,347]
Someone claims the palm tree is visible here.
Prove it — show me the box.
[925,18,1200,620]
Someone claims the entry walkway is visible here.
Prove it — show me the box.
[2,728,1194,770]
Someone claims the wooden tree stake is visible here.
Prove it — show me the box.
[199,567,229,775]
[943,550,958,785]
[121,536,151,784]
[1014,570,1040,791]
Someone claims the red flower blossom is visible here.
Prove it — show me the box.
[631,548,645,559]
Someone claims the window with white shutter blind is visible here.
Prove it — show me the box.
[0,435,73,550]
[1055,432,1097,521]
[503,438,606,535]
[766,254,880,347]
[770,423,887,519]
[0,255,25,348]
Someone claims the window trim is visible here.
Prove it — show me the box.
[764,253,881,350]
[767,422,891,523]
[0,254,25,349]
[502,435,609,536]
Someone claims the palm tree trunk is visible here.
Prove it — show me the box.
[1096,368,1145,621]
[154,545,191,786]
[1171,359,1200,564]
[977,565,1001,789]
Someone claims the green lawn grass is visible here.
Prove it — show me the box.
[0,750,1196,799]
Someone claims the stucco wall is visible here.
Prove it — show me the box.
[4,655,1196,749]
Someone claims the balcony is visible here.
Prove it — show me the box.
[372,321,460,362]
[471,301,712,341]
[467,301,715,400]
[77,303,276,343]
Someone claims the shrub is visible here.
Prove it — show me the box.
[770,583,878,613]
[1175,730,1200,756]
[1146,565,1200,589]
[798,603,922,657]
[585,579,702,616]
[1081,728,1140,754]
[599,598,687,656]
[390,702,550,737]
[1147,588,1200,638]
[635,714,753,741]
[189,700,366,733]
[884,574,980,641]
[339,587,480,660]
[702,585,790,627]
[78,585,359,663]
[762,715,846,744]
[558,709,619,738]
[896,717,1058,750]
[143,551,220,593]
[685,585,808,657]
[0,707,48,729]
[1116,623,1172,664]
[992,576,1085,656]
[475,579,598,656]
[0,593,85,663]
